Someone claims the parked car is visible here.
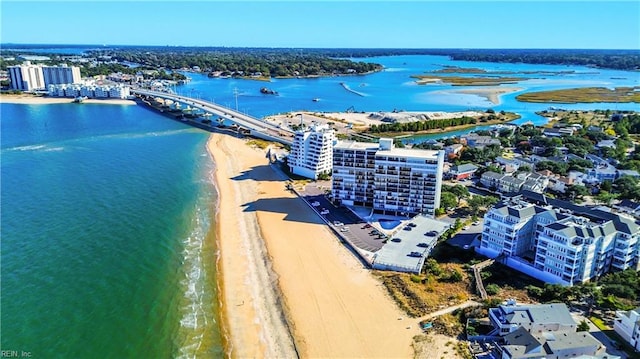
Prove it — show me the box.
[391,238,402,242]
[311,201,320,207]
[409,252,423,257]
[320,209,329,215]
[417,243,428,248]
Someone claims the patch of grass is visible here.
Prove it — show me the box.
[412,75,529,86]
[517,86,640,103]
[245,139,271,149]
[589,316,609,331]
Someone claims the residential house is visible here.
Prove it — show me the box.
[444,143,463,157]
[480,172,526,193]
[614,307,640,351]
[448,163,478,180]
[461,133,501,149]
[543,127,576,137]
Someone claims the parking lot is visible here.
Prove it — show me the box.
[297,183,387,254]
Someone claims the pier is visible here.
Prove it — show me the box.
[131,88,294,146]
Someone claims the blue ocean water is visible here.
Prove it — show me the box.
[1,103,222,358]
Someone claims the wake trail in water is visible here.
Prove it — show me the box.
[1,128,198,154]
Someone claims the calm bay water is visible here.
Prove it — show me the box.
[1,54,638,358]
[1,103,222,358]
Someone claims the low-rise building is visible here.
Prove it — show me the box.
[48,84,131,99]
[448,163,478,180]
[614,307,640,351]
[489,301,606,359]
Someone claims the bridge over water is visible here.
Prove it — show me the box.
[131,88,294,145]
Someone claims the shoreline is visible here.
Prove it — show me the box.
[0,94,136,105]
[208,133,418,358]
[207,134,297,358]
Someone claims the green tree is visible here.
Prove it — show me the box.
[440,192,458,210]
[595,191,619,205]
[445,184,470,205]
[577,320,590,332]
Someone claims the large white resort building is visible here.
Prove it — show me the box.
[8,62,45,91]
[287,123,335,180]
[332,138,444,217]
[9,62,81,91]
[478,194,640,285]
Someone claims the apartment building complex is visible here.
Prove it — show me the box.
[48,84,131,99]
[9,63,81,91]
[332,138,444,216]
[287,124,334,179]
[8,62,45,91]
[42,65,82,86]
[479,195,640,285]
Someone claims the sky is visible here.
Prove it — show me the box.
[1,1,639,49]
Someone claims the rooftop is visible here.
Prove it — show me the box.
[372,216,450,273]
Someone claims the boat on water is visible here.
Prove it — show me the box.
[312,98,320,102]
[260,87,278,95]
[73,96,88,103]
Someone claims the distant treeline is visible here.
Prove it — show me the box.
[4,45,639,71]
[86,48,382,78]
[319,48,640,71]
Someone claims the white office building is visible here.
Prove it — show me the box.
[332,138,444,216]
[288,123,335,179]
[42,65,81,86]
[8,62,45,91]
[479,196,640,285]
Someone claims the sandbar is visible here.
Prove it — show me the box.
[0,94,136,105]
[208,133,418,358]
[450,86,523,105]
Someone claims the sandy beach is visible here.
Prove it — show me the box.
[447,86,523,105]
[208,133,419,358]
[0,94,136,105]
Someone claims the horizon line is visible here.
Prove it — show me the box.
[2,43,640,51]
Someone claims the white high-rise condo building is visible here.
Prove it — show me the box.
[479,195,640,285]
[8,62,45,91]
[288,123,334,180]
[332,138,444,216]
[42,65,81,87]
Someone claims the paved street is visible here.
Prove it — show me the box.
[571,312,629,359]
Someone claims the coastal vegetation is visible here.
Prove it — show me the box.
[365,110,519,137]
[412,74,528,86]
[432,65,577,76]
[516,87,640,103]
